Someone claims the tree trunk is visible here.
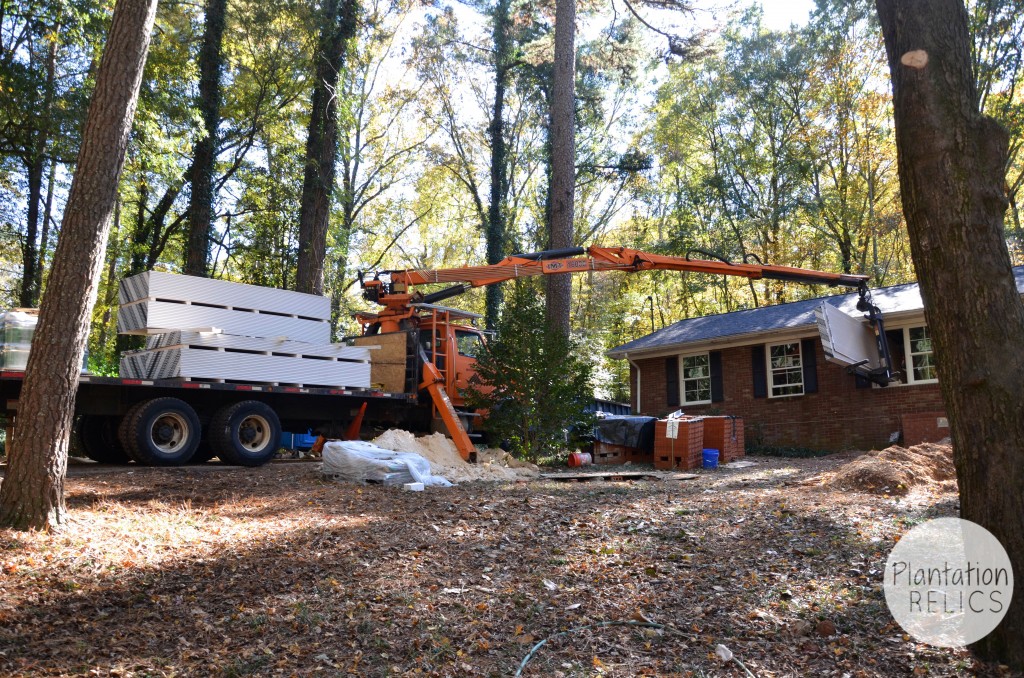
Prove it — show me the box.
[19,34,59,308]
[485,0,512,331]
[20,151,44,307]
[295,0,358,296]
[0,0,159,531]
[876,0,1024,667]
[184,0,228,277]
[545,0,576,334]
[39,157,57,277]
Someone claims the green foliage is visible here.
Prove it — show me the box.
[464,281,595,463]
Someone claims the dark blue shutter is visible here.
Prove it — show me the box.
[710,351,724,403]
[801,338,818,394]
[752,345,767,398]
[665,356,680,407]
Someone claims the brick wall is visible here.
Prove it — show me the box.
[632,339,947,451]
[901,411,951,446]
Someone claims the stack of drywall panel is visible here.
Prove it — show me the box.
[119,331,371,387]
[117,273,371,388]
[118,271,330,343]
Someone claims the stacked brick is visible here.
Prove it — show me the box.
[593,441,627,464]
[702,416,745,463]
[654,417,704,470]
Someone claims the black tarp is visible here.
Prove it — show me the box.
[593,415,657,451]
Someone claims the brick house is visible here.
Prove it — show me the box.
[608,266,1024,452]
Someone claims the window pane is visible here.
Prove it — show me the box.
[906,326,936,382]
[455,331,482,357]
[768,342,803,396]
[681,353,711,403]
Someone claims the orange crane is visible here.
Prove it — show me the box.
[356,246,892,461]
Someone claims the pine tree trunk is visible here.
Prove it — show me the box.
[19,152,44,307]
[296,0,358,296]
[19,34,59,308]
[485,0,512,331]
[545,0,576,334]
[0,0,158,531]
[876,0,1024,667]
[184,0,228,278]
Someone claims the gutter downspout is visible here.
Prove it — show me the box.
[625,352,641,415]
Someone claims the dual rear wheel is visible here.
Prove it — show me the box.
[76,398,281,467]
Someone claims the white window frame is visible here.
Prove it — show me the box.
[904,325,938,384]
[679,352,712,405]
[767,341,804,398]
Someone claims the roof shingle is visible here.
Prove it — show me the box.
[608,266,1024,357]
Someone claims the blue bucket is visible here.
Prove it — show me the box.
[702,448,719,469]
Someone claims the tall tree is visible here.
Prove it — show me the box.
[295,0,359,295]
[876,0,1024,667]
[485,0,513,330]
[184,0,229,277]
[0,0,159,530]
[545,0,576,333]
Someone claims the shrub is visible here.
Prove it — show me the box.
[464,281,595,463]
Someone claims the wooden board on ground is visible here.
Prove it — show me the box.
[540,471,679,482]
[119,270,330,320]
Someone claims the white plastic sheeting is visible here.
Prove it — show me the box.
[321,440,452,487]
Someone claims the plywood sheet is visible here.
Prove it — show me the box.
[353,332,409,392]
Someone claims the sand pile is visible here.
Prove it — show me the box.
[371,430,540,483]
[825,441,956,495]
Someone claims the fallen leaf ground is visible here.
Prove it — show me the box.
[0,454,1007,677]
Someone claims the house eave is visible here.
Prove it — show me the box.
[607,308,930,361]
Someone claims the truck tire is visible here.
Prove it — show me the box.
[122,398,201,466]
[75,415,130,464]
[209,400,281,467]
[117,402,144,463]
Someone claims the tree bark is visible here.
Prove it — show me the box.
[184,0,228,277]
[876,0,1024,667]
[545,0,576,334]
[485,0,512,331]
[295,0,358,296]
[18,34,59,308]
[0,0,159,531]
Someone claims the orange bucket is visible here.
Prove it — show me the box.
[568,452,593,467]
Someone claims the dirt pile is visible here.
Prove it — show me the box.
[825,441,955,495]
[371,430,539,483]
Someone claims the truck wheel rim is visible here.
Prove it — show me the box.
[238,415,272,452]
[151,413,189,453]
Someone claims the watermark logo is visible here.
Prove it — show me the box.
[884,518,1013,647]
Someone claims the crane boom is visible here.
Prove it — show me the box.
[360,246,869,314]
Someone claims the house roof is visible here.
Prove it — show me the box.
[608,265,1024,358]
